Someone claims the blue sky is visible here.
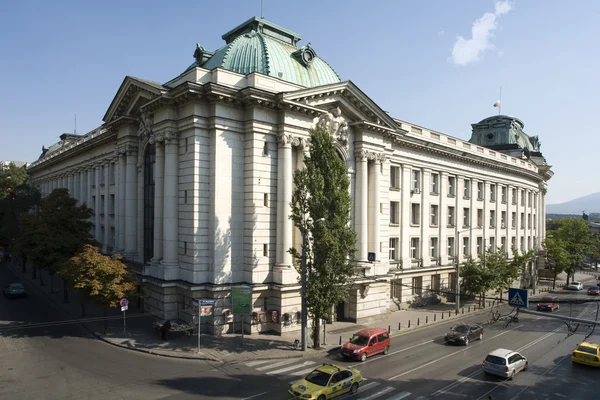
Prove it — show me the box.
[1,0,598,204]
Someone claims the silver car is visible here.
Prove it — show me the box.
[566,281,583,290]
[3,283,27,298]
[482,348,528,379]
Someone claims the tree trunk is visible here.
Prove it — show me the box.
[80,303,86,318]
[39,269,45,286]
[499,290,503,303]
[63,279,69,303]
[32,265,37,280]
[312,317,321,349]
[552,271,557,289]
[103,307,110,334]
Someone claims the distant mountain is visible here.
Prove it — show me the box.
[547,192,600,215]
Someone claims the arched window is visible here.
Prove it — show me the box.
[143,143,156,264]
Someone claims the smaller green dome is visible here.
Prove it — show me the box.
[186,17,341,88]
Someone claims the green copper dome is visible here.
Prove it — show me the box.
[186,17,341,88]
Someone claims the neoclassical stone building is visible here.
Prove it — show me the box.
[27,17,552,334]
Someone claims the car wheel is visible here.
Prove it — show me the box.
[464,338,469,346]
[360,353,367,362]
[523,361,528,371]
[479,333,483,341]
[383,346,389,355]
[317,395,326,400]
[510,370,516,380]
[350,383,359,394]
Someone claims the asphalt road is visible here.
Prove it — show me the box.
[2,260,599,400]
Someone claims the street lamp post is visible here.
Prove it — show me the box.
[301,217,325,352]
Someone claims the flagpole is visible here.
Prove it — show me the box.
[499,86,502,115]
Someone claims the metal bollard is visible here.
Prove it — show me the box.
[426,316,428,324]
[462,307,464,314]
[468,305,471,312]
[449,310,452,317]
[388,325,391,333]
[408,320,411,328]
[339,336,342,345]
[418,318,420,326]
[441,312,444,320]
[398,322,401,330]
[434,314,437,322]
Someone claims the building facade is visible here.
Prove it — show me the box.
[26,17,552,335]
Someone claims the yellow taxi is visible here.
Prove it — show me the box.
[572,342,600,367]
[288,363,364,399]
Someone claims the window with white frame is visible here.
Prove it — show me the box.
[390,166,400,189]
[528,213,532,228]
[501,186,507,203]
[464,179,471,198]
[412,169,421,191]
[463,236,470,257]
[431,274,441,291]
[411,203,421,225]
[528,237,531,250]
[511,212,516,228]
[431,173,439,194]
[389,238,399,260]
[501,211,506,228]
[534,193,537,208]
[528,192,532,207]
[533,214,536,229]
[448,176,456,196]
[477,182,484,200]
[447,237,455,257]
[501,237,506,253]
[430,237,439,258]
[520,236,525,252]
[463,207,470,227]
[512,188,517,204]
[448,206,455,226]
[490,236,496,253]
[477,237,483,255]
[410,237,420,259]
[490,210,496,228]
[430,204,439,226]
[412,276,423,296]
[390,201,400,224]
[511,236,516,250]
[477,208,483,227]
[449,273,457,293]
[521,190,525,206]
[520,212,525,228]
[490,185,497,202]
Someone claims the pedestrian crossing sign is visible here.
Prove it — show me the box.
[508,288,528,308]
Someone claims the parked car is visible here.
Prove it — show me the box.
[3,283,27,298]
[482,348,528,379]
[341,328,390,362]
[572,342,600,367]
[566,281,583,291]
[444,323,484,346]
[588,288,600,296]
[537,296,560,311]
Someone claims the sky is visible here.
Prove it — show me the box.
[0,0,598,205]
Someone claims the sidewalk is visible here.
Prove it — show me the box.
[7,261,595,363]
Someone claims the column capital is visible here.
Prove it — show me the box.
[163,130,179,143]
[123,144,138,155]
[278,133,293,147]
[354,149,368,161]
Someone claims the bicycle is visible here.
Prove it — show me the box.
[488,310,501,325]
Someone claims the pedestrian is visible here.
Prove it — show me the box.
[161,320,172,341]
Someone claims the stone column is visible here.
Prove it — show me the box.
[118,150,127,252]
[103,162,110,253]
[152,135,165,262]
[79,170,85,205]
[161,131,179,268]
[86,168,93,210]
[94,165,101,243]
[275,133,293,267]
[354,149,368,262]
[368,154,382,260]
[124,144,138,258]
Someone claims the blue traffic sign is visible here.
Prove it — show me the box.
[508,288,528,308]
[120,298,129,307]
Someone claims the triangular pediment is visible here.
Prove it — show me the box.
[282,80,398,131]
[103,76,166,123]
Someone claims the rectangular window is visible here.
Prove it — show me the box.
[463,237,470,257]
[520,236,525,252]
[263,141,269,156]
[501,237,506,253]
[501,211,506,228]
[110,227,115,247]
[110,163,116,185]
[430,204,439,226]
[477,237,483,255]
[448,206,455,227]
[430,237,439,258]
[431,173,439,194]
[521,190,525,206]
[110,194,115,215]
[528,213,532,228]
[490,236,496,253]
[448,176,456,196]
[511,236,516,250]
[490,210,496,228]
[464,179,471,198]
[184,241,187,255]
[263,244,268,257]
[449,273,457,293]
[411,203,421,225]
[389,238,399,260]
[501,186,507,203]
[431,275,441,292]
[100,166,105,185]
[410,237,420,259]
[100,195,105,213]
[511,212,516,228]
[412,169,421,191]
[463,207,470,227]
[528,192,532,207]
[477,209,483,227]
[390,201,400,224]
[521,212,525,228]
[100,226,105,244]
[477,182,484,200]
[527,237,531,250]
[390,166,400,189]
[533,214,536,229]
[490,185,496,202]
[184,190,188,204]
[512,188,517,204]
[412,277,423,296]
[263,193,269,207]
[447,237,455,257]
[534,193,537,208]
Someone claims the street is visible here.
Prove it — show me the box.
[1,259,599,400]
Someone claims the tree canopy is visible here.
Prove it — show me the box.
[289,126,357,349]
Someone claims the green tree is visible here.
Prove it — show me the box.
[289,126,357,349]
[543,237,568,289]
[60,244,137,333]
[0,163,28,200]
[0,164,36,250]
[551,219,599,283]
[15,188,94,300]
[459,257,495,305]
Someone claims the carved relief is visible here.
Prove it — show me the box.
[316,106,349,146]
[163,131,179,143]
[138,112,154,137]
[354,149,368,161]
[377,153,388,163]
[124,144,138,155]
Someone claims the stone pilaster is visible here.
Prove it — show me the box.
[161,131,179,276]
[354,149,368,262]
[124,144,138,259]
[152,133,165,263]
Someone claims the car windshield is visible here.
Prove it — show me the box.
[485,355,507,365]
[452,325,470,333]
[304,370,332,387]
[541,298,554,302]
[572,282,581,285]
[350,335,369,346]
[10,284,24,289]
[576,345,598,355]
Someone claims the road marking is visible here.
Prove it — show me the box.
[255,359,297,371]
[266,361,315,375]
[385,391,412,400]
[508,354,569,400]
[357,386,394,400]
[358,382,380,392]
[241,392,267,400]
[245,360,272,367]
[390,323,523,380]
[284,366,321,380]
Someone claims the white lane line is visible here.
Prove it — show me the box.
[385,391,412,400]
[245,360,272,367]
[390,323,523,380]
[285,366,320,377]
[357,386,394,400]
[414,397,428,400]
[266,361,315,375]
[358,382,381,392]
[241,392,267,400]
[255,359,298,371]
[508,354,569,400]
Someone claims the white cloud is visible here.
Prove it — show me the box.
[451,1,513,66]
[437,30,445,37]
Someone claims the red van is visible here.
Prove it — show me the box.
[341,328,391,362]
